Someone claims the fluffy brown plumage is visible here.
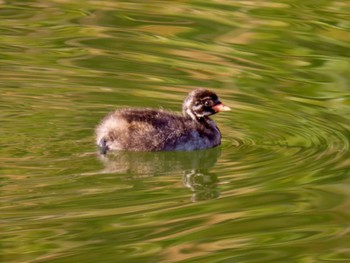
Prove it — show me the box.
[95,88,230,154]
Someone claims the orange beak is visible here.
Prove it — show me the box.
[212,102,231,113]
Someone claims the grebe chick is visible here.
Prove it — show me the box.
[95,88,230,154]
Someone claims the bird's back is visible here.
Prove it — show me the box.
[95,108,220,152]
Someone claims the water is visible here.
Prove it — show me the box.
[1,1,350,262]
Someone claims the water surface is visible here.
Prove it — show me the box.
[1,0,350,262]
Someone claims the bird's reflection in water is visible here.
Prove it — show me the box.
[99,147,221,201]
[183,170,219,202]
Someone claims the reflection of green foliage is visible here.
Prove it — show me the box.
[1,0,350,262]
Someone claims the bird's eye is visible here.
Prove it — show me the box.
[204,100,213,107]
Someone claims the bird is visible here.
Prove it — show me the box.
[95,88,230,154]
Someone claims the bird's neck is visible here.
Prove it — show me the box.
[183,109,211,125]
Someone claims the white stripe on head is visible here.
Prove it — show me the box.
[186,108,197,120]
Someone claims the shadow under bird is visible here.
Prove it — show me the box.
[95,88,230,154]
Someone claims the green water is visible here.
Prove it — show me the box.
[1,1,350,262]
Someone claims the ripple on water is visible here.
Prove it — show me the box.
[1,0,350,262]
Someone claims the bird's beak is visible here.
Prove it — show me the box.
[212,102,231,112]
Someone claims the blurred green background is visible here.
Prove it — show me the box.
[1,1,350,262]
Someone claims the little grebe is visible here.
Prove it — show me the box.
[95,88,230,154]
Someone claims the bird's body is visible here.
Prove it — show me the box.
[95,89,230,153]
